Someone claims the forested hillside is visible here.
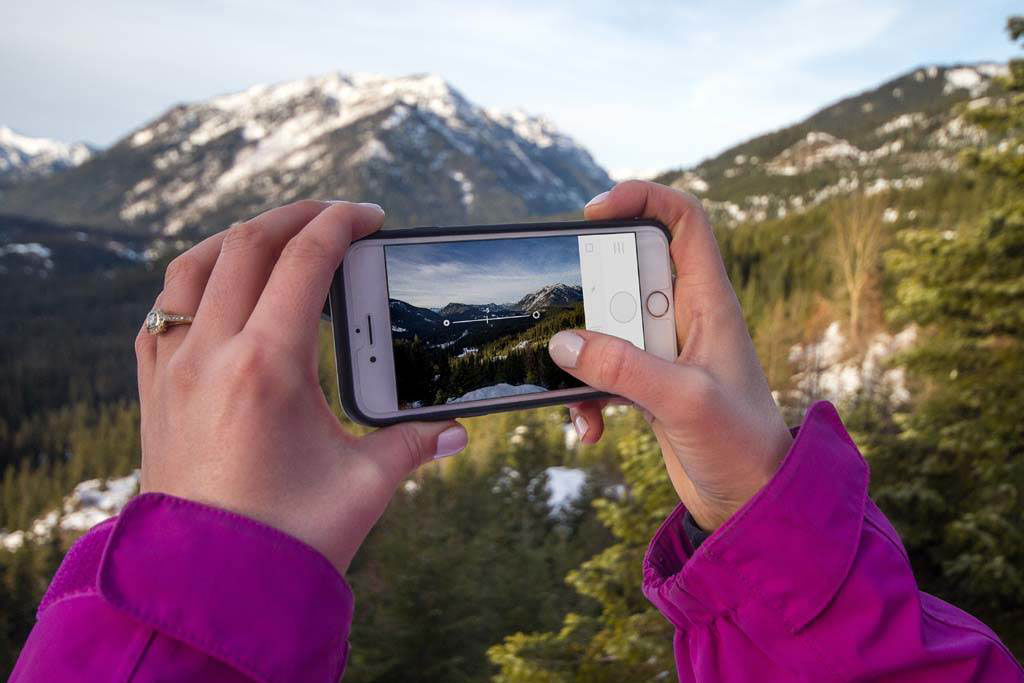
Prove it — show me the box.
[2,19,1022,679]
[393,302,585,406]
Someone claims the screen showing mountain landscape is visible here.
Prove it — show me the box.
[385,235,593,407]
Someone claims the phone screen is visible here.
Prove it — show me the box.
[384,232,644,409]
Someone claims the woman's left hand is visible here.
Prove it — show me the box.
[135,200,467,574]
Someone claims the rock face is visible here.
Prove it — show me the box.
[517,284,583,312]
[655,63,1011,225]
[0,125,92,188]
[2,73,611,235]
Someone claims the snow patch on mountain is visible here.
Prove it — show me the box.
[875,113,926,137]
[450,170,475,206]
[0,242,55,272]
[1,473,139,552]
[766,131,906,177]
[943,64,1008,98]
[517,283,583,311]
[68,70,610,234]
[669,170,709,194]
[767,132,863,176]
[0,125,92,182]
[546,467,586,511]
[788,323,917,407]
[447,383,547,404]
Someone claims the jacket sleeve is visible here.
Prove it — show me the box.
[643,401,1023,682]
[10,493,354,683]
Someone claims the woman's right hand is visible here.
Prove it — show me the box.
[549,181,793,532]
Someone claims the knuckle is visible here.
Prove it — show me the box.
[396,426,428,471]
[221,220,268,254]
[163,353,201,393]
[618,178,648,194]
[595,339,634,389]
[293,199,328,214]
[678,368,717,416]
[281,232,334,264]
[164,252,200,289]
[226,341,272,381]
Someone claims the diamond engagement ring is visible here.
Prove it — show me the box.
[145,309,195,335]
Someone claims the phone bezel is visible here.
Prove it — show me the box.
[329,218,675,426]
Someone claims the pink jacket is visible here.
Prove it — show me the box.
[11,402,1023,681]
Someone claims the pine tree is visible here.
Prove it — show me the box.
[864,16,1024,653]
[488,415,676,682]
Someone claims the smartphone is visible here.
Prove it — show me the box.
[329,219,676,426]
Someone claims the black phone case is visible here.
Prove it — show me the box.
[329,217,670,427]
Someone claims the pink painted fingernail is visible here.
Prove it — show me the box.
[434,425,468,460]
[549,331,584,368]
[574,415,589,438]
[585,190,610,208]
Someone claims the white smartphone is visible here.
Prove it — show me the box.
[329,219,676,426]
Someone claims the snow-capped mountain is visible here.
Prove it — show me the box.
[656,63,1012,225]
[517,283,582,311]
[3,73,611,234]
[0,125,92,187]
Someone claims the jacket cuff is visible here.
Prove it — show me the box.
[42,493,353,683]
[642,401,868,633]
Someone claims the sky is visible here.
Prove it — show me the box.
[385,236,581,309]
[2,1,1020,175]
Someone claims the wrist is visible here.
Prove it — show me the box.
[689,426,792,532]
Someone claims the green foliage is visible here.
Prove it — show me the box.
[860,18,1024,652]
[345,408,612,683]
[488,419,676,682]
[0,538,63,675]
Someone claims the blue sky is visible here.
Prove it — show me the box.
[2,1,1020,174]
[386,236,581,309]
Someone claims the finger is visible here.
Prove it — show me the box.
[358,421,468,487]
[549,329,716,423]
[585,180,741,335]
[584,180,729,289]
[569,400,605,444]
[190,200,335,343]
[247,202,385,351]
[134,318,156,405]
[153,231,230,360]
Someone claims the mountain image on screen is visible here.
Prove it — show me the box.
[389,283,585,408]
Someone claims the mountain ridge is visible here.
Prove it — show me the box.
[1,72,611,235]
[389,282,582,347]
[654,62,1011,225]
[0,126,92,188]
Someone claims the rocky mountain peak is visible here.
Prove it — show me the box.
[2,72,611,235]
[655,62,1013,226]
[0,126,92,187]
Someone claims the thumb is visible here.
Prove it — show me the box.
[360,421,468,484]
[549,329,707,420]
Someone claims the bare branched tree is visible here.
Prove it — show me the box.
[830,191,886,347]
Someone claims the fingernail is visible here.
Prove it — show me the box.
[585,190,610,208]
[358,202,384,216]
[549,331,584,368]
[434,425,468,460]
[574,415,589,438]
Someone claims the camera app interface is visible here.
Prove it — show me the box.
[384,233,644,409]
